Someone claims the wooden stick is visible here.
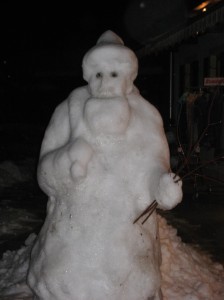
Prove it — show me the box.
[141,202,158,225]
[133,200,158,224]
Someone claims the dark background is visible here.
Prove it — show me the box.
[0,0,199,126]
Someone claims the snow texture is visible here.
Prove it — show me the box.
[24,30,184,299]
[1,216,224,300]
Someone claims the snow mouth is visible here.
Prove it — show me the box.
[94,91,122,99]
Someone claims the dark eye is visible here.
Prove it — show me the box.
[111,71,118,78]
[96,72,102,78]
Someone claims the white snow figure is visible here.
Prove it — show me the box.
[27,30,183,300]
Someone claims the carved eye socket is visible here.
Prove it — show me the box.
[111,71,118,78]
[96,72,103,78]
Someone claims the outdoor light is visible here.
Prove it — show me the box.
[194,0,222,12]
[194,1,209,11]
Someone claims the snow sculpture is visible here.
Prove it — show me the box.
[27,30,183,300]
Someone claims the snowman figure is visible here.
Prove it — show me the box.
[27,31,182,300]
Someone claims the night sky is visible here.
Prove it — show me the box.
[0,2,140,124]
[0,0,195,125]
[1,2,137,57]
[0,0,196,55]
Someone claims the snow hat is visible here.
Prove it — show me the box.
[82,30,138,83]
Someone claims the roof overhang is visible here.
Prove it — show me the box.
[136,3,224,57]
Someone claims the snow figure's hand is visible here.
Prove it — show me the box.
[38,138,93,195]
[68,138,93,180]
[155,173,183,210]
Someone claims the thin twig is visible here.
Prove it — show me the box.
[133,88,221,225]
[180,155,224,181]
[141,202,158,225]
[175,88,218,179]
[133,200,158,224]
[193,173,224,185]
[176,100,187,162]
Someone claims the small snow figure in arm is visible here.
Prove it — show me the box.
[27,30,182,300]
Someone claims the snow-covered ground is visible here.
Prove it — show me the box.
[0,158,224,299]
[0,212,224,300]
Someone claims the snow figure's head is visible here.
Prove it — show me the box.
[82,30,138,98]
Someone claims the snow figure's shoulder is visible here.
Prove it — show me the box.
[67,85,90,103]
[128,90,163,126]
[49,99,69,124]
[66,85,90,120]
[45,85,89,135]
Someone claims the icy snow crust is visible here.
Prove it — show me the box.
[1,217,224,300]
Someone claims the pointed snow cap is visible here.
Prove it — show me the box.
[82,30,138,83]
[96,30,124,46]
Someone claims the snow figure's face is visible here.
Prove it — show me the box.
[88,62,130,98]
[82,44,138,98]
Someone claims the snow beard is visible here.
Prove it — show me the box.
[83,96,131,135]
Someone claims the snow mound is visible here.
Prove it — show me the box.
[0,234,36,299]
[0,217,224,300]
[0,160,35,188]
[159,215,224,300]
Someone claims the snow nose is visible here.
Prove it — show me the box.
[98,77,115,96]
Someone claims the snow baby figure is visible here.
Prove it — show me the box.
[27,31,182,300]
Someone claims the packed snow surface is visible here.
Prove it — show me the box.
[0,216,224,300]
[25,30,182,299]
[0,158,223,298]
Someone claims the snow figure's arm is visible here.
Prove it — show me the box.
[37,93,94,196]
[153,114,183,210]
[139,97,183,211]
[39,101,70,158]
[37,100,72,195]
